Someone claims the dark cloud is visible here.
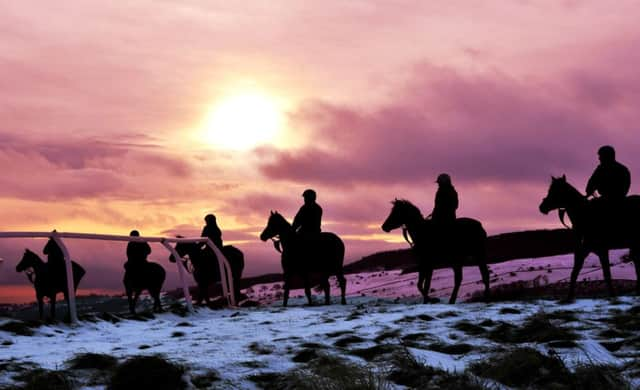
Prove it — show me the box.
[258,60,638,187]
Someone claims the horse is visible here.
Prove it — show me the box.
[539,175,640,300]
[259,211,347,306]
[15,249,85,320]
[381,199,490,304]
[171,241,244,305]
[123,261,166,314]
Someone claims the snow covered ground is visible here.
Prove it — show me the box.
[1,252,639,389]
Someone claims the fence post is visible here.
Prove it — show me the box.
[161,241,194,313]
[204,239,236,306]
[52,233,78,324]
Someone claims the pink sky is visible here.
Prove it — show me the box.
[1,1,640,295]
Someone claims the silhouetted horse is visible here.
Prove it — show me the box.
[15,249,85,320]
[123,261,166,314]
[260,211,347,306]
[381,199,490,304]
[539,175,640,300]
[171,242,244,305]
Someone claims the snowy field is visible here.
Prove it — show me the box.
[1,253,640,389]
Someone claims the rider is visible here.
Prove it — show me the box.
[201,214,223,250]
[431,173,459,225]
[43,234,66,281]
[125,230,151,277]
[292,189,323,235]
[586,145,631,203]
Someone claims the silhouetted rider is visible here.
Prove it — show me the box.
[586,145,631,201]
[292,189,322,234]
[43,235,65,280]
[125,230,151,276]
[431,173,459,224]
[201,214,223,250]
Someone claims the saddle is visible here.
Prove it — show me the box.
[586,195,639,235]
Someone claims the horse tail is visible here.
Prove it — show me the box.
[71,261,86,290]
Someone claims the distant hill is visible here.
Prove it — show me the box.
[344,228,576,274]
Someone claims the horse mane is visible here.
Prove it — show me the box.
[392,199,424,219]
[554,175,586,199]
[271,211,292,226]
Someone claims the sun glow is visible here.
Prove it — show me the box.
[203,92,283,150]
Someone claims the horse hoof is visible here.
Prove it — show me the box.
[558,297,575,304]
[341,299,347,305]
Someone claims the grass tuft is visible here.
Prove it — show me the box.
[470,348,570,388]
[334,335,366,347]
[14,369,74,390]
[190,369,221,389]
[388,348,487,389]
[109,355,187,390]
[349,344,400,362]
[248,342,274,355]
[427,342,474,355]
[487,311,578,343]
[498,307,521,315]
[453,320,487,336]
[67,353,118,370]
[0,321,35,336]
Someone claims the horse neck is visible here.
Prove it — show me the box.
[277,225,295,247]
[28,253,46,273]
[561,184,588,224]
[402,208,425,236]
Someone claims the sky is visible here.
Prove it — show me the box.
[1,1,640,299]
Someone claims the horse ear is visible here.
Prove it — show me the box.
[561,174,566,180]
[270,210,274,215]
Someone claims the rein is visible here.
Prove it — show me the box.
[402,226,415,248]
[271,237,282,253]
[558,209,572,229]
[24,268,35,285]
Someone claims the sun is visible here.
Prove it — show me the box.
[203,92,283,150]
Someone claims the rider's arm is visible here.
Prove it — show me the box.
[585,167,601,197]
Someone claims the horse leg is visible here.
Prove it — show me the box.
[597,250,615,297]
[478,263,491,301]
[126,288,136,315]
[321,278,331,305]
[337,273,347,305]
[152,288,163,313]
[422,268,434,304]
[567,248,588,302]
[50,294,57,320]
[449,266,463,304]
[37,295,44,321]
[283,275,291,307]
[133,290,141,313]
[303,274,313,306]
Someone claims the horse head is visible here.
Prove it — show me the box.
[539,174,581,214]
[16,249,41,273]
[260,211,291,241]
[382,199,424,232]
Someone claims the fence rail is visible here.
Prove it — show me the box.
[0,231,236,323]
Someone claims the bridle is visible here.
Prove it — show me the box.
[270,237,282,253]
[402,226,415,247]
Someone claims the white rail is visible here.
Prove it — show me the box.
[0,231,237,323]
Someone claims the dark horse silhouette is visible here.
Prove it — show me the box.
[539,175,640,300]
[259,211,347,306]
[381,199,490,304]
[171,241,244,305]
[123,261,166,314]
[15,249,85,320]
